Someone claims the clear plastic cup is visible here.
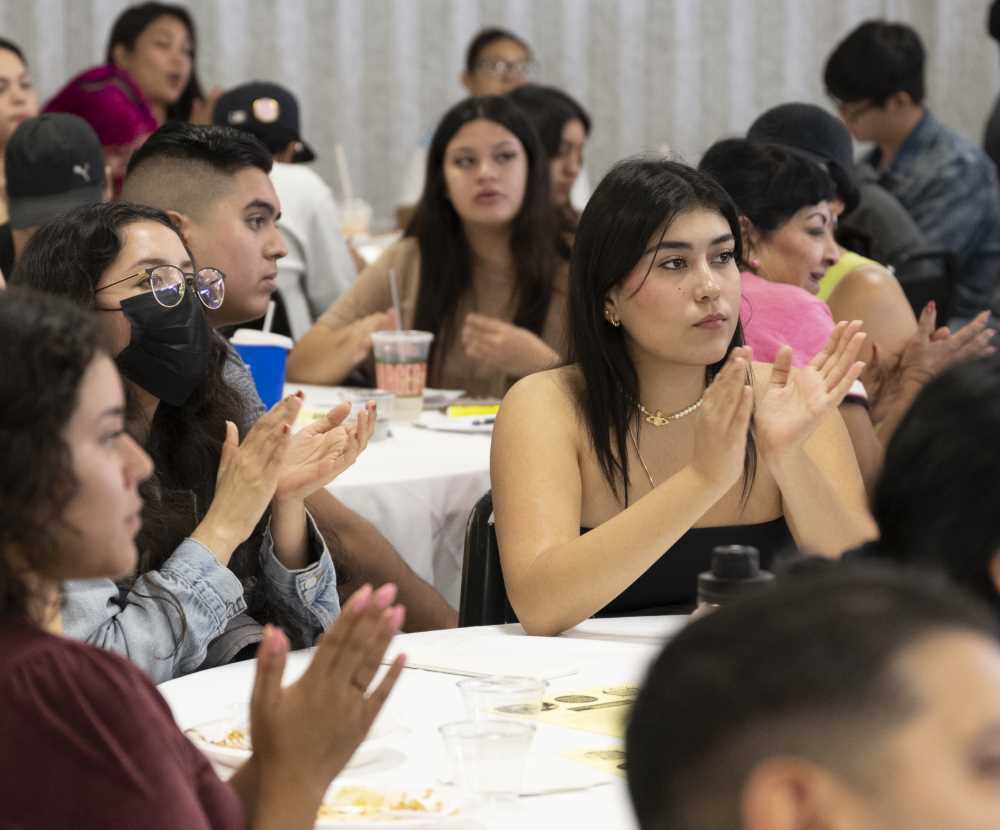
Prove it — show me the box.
[371,330,434,422]
[339,197,373,239]
[439,719,535,802]
[457,676,548,720]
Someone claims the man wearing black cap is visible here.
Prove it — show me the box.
[748,102,929,273]
[1,112,108,276]
[213,81,357,340]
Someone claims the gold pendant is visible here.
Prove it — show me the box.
[644,411,670,427]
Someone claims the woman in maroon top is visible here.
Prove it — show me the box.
[0,287,405,828]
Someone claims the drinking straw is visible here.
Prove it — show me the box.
[388,268,403,331]
[262,300,276,334]
[334,142,355,204]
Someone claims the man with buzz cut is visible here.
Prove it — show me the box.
[121,122,457,630]
[824,20,1000,329]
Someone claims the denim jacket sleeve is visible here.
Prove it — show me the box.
[61,539,247,683]
[258,509,341,643]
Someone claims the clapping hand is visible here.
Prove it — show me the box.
[192,393,302,563]
[461,313,559,377]
[249,584,406,813]
[690,345,755,491]
[274,399,376,503]
[755,321,866,459]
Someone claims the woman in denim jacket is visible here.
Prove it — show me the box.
[12,201,373,681]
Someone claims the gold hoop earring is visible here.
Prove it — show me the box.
[605,311,621,328]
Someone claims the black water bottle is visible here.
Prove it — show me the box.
[695,545,775,616]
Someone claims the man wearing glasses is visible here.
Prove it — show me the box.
[824,20,1000,330]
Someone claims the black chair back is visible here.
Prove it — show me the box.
[459,491,518,627]
[889,247,956,320]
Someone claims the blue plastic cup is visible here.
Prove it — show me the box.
[231,329,294,409]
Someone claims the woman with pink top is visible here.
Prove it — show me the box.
[699,138,993,489]
[44,65,158,196]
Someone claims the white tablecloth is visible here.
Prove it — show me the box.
[159,618,687,829]
[286,383,491,607]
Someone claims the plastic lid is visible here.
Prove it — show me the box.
[230,328,293,349]
[371,329,434,344]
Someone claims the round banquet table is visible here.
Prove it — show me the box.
[159,616,687,830]
[287,383,492,610]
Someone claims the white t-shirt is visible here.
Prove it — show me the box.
[269,162,358,340]
[397,144,591,213]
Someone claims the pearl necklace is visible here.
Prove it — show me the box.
[634,395,705,427]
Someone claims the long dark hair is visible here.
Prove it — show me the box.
[0,288,111,621]
[407,95,562,381]
[10,202,287,638]
[869,354,1000,619]
[569,157,755,507]
[105,2,203,122]
[507,83,591,159]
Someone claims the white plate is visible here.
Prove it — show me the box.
[413,411,492,434]
[186,717,398,770]
[316,786,465,828]
[421,388,466,408]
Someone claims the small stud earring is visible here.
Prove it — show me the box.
[605,311,621,328]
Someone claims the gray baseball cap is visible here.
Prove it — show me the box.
[5,113,106,230]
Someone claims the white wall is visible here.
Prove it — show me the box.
[2,0,997,227]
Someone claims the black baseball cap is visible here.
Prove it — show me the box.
[747,102,861,215]
[213,81,315,163]
[5,113,106,230]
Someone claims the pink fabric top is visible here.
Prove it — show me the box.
[44,64,158,148]
[739,270,834,367]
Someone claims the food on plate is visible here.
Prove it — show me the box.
[317,786,459,822]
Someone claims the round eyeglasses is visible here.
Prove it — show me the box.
[96,265,226,310]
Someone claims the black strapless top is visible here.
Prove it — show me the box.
[582,517,794,617]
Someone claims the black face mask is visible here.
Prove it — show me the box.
[115,291,213,407]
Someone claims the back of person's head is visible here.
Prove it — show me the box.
[11,200,179,306]
[746,102,859,214]
[410,95,559,370]
[699,138,836,244]
[4,114,107,232]
[105,1,203,121]
[212,80,315,162]
[824,20,925,106]
[569,156,748,505]
[0,288,110,619]
[626,563,1000,829]
[871,354,1000,618]
[507,83,591,159]
[121,121,272,218]
[465,26,531,73]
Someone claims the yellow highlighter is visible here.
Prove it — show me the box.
[447,404,500,418]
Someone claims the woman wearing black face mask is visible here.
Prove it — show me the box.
[11,202,371,681]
